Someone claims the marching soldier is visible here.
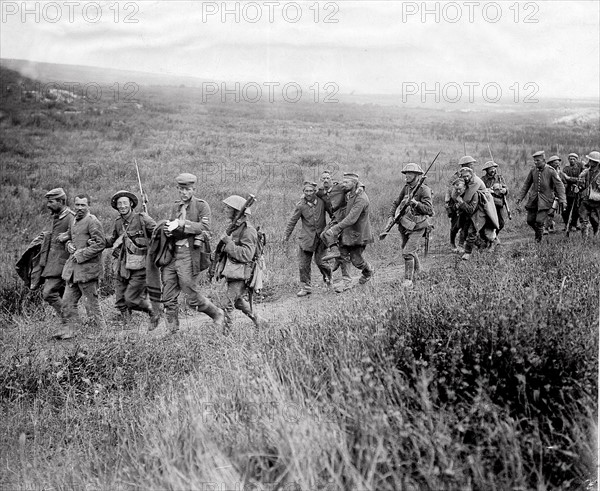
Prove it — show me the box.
[577,151,600,238]
[56,193,106,339]
[544,155,562,234]
[161,173,224,333]
[284,181,332,296]
[320,172,374,292]
[561,153,584,232]
[445,156,476,252]
[481,161,508,238]
[105,190,160,329]
[27,188,74,322]
[383,163,433,288]
[516,151,567,242]
[217,195,266,330]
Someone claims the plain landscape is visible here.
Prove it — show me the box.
[0,60,598,490]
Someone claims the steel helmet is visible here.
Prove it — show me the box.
[458,156,476,167]
[586,151,600,162]
[401,163,424,174]
[222,195,251,215]
[481,161,498,171]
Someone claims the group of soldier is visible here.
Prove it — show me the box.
[19,148,600,340]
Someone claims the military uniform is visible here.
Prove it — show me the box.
[445,157,477,250]
[106,193,158,322]
[387,164,433,284]
[481,172,508,232]
[61,210,106,327]
[577,152,600,237]
[161,173,223,331]
[561,156,584,229]
[517,155,567,242]
[28,191,74,319]
[284,193,331,294]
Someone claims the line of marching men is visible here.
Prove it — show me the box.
[17,150,599,339]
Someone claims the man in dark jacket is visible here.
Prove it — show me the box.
[57,193,106,339]
[516,151,567,242]
[445,156,476,252]
[383,163,433,288]
[321,172,374,292]
[577,151,600,238]
[480,161,508,236]
[105,190,160,329]
[284,181,332,297]
[161,173,224,333]
[561,153,584,231]
[27,187,74,322]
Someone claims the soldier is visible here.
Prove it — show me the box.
[56,193,106,339]
[317,170,352,288]
[544,156,562,234]
[516,151,567,243]
[217,195,267,330]
[561,153,584,232]
[445,156,476,252]
[453,167,496,260]
[577,151,600,238]
[383,163,433,288]
[284,181,332,296]
[27,188,74,322]
[481,161,508,237]
[161,173,224,333]
[320,172,374,292]
[105,190,160,329]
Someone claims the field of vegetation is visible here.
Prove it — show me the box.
[0,64,598,490]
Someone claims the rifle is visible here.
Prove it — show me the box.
[487,144,512,220]
[208,176,269,281]
[379,151,441,240]
[134,159,148,213]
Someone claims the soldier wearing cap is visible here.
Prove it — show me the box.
[284,181,332,296]
[577,151,600,238]
[561,153,584,231]
[516,151,566,242]
[105,190,159,329]
[161,173,224,332]
[481,160,508,235]
[382,163,433,288]
[445,156,476,252]
[320,172,374,291]
[215,195,266,330]
[26,187,75,322]
[57,193,106,339]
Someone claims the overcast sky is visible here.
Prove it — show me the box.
[1,1,599,98]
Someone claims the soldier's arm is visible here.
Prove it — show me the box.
[412,187,434,216]
[182,201,211,235]
[141,212,158,236]
[223,226,257,263]
[104,221,120,248]
[552,170,567,204]
[387,190,404,218]
[457,193,478,215]
[336,195,367,230]
[283,205,302,240]
[73,218,106,263]
[517,172,533,201]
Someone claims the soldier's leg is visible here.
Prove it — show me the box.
[79,280,101,327]
[402,232,421,282]
[449,210,459,247]
[297,247,313,295]
[176,249,224,324]
[562,196,573,227]
[114,275,129,314]
[496,205,505,232]
[314,239,332,284]
[161,260,181,331]
[534,210,547,242]
[223,279,241,330]
[123,269,152,313]
[62,281,82,325]
[590,204,600,235]
[42,276,65,319]
[463,222,478,254]
[347,246,373,284]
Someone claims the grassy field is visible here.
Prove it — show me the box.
[0,64,598,490]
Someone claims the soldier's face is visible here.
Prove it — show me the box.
[453,179,466,195]
[404,172,419,184]
[224,205,237,221]
[486,167,497,176]
[341,178,354,191]
[116,197,132,216]
[320,173,332,188]
[534,157,546,169]
[46,198,63,214]
[459,172,472,184]
[568,156,577,165]
[303,187,316,200]
[178,185,194,202]
[74,197,89,218]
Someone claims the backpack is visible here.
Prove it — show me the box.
[246,226,267,292]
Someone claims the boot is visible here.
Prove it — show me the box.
[358,263,374,285]
[322,245,341,262]
[248,312,267,329]
[413,255,421,274]
[461,253,471,261]
[147,301,162,331]
[203,304,225,328]
[297,284,312,297]
[404,257,415,282]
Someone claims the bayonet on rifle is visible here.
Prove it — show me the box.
[134,159,148,213]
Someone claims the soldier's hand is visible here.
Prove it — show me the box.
[67,242,77,254]
[219,234,231,244]
[57,231,70,243]
[87,238,95,246]
[573,186,580,193]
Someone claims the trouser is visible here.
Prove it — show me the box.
[41,276,65,319]
[224,279,257,326]
[449,209,460,246]
[338,244,373,281]
[63,279,101,326]
[495,205,505,232]
[462,220,479,253]
[161,246,221,324]
[562,195,580,228]
[579,199,600,236]
[115,269,152,314]
[298,242,332,289]
[526,207,549,242]
[400,229,423,280]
